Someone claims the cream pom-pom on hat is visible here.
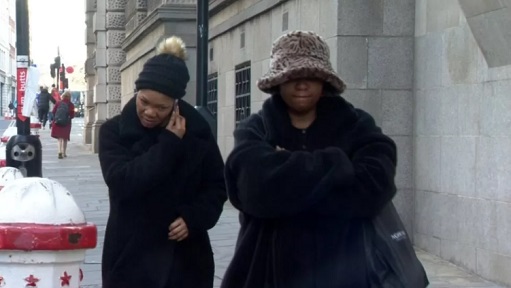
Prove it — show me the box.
[135,36,190,99]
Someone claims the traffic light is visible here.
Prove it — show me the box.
[50,56,60,79]
[50,63,56,78]
[59,64,66,80]
[63,78,69,89]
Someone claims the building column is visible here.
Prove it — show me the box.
[105,0,127,120]
[84,0,96,146]
[90,0,127,153]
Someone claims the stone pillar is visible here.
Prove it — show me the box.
[105,0,127,119]
[90,0,127,153]
[91,0,108,153]
[84,0,96,146]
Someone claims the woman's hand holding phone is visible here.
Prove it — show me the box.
[166,99,186,139]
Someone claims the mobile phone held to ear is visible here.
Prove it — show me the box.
[173,99,179,113]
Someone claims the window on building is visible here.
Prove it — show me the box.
[282,11,289,31]
[207,73,218,118]
[209,47,214,61]
[235,62,251,126]
[240,28,246,49]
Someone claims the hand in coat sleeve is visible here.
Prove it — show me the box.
[98,120,183,201]
[177,138,227,235]
[225,115,397,219]
[312,132,397,218]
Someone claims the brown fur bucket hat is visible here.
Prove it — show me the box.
[257,30,346,94]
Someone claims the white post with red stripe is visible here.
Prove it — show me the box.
[0,178,97,288]
[0,167,23,190]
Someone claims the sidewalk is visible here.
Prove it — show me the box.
[37,119,505,288]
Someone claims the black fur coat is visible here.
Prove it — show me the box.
[221,94,397,288]
[99,97,226,288]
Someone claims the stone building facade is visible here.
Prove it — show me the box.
[85,0,511,285]
[85,0,198,152]
[0,0,16,116]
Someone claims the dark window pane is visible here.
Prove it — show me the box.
[234,62,251,127]
[207,73,218,119]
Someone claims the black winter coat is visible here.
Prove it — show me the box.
[38,90,55,109]
[99,97,227,288]
[221,95,397,288]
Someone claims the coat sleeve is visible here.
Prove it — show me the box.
[98,119,184,201]
[176,136,227,234]
[311,132,397,218]
[225,114,396,219]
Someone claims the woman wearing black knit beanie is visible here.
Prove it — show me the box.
[99,36,227,288]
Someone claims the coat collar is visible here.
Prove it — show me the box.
[259,94,358,145]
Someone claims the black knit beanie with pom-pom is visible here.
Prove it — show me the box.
[135,36,190,99]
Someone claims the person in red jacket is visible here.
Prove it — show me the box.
[51,90,75,159]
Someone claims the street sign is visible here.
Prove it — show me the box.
[16,55,29,68]
[16,67,27,122]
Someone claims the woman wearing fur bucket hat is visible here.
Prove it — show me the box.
[98,36,227,288]
[221,31,426,287]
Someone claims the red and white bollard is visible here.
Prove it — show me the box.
[0,167,23,190]
[0,178,97,288]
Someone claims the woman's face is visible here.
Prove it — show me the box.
[136,89,175,128]
[279,78,324,114]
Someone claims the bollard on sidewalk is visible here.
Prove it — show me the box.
[0,177,97,288]
[0,167,23,190]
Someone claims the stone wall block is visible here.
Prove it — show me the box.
[137,0,147,9]
[108,102,122,118]
[107,0,127,11]
[136,11,147,25]
[86,0,97,12]
[106,12,126,29]
[107,85,122,101]
[107,67,122,83]
[107,30,126,47]
[107,49,127,66]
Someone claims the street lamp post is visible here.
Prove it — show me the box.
[194,0,217,138]
[196,0,209,107]
[7,0,43,177]
[14,0,30,136]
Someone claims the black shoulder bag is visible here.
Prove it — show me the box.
[364,202,429,288]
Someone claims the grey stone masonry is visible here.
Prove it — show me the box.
[415,0,511,285]
[335,0,416,237]
[105,0,127,120]
[84,0,97,146]
[120,3,198,107]
[125,0,148,36]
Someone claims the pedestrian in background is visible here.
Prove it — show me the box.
[37,86,56,129]
[8,101,14,117]
[51,84,61,102]
[49,84,61,128]
[221,31,403,287]
[51,90,74,159]
[98,35,227,288]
